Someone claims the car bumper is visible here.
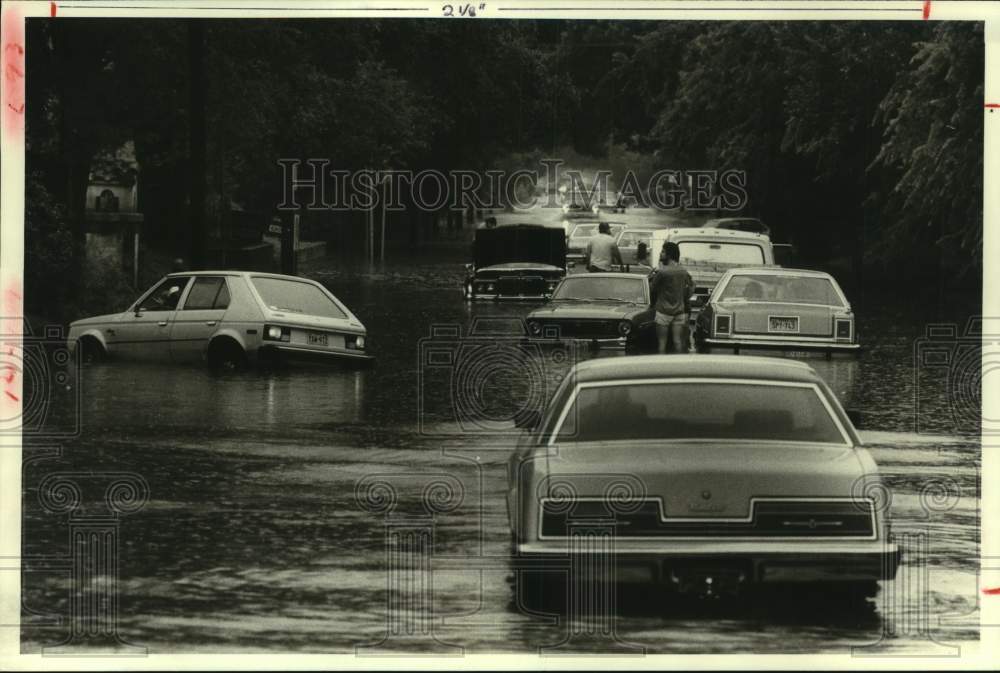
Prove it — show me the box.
[525,336,629,349]
[704,337,860,353]
[260,344,374,366]
[515,540,899,584]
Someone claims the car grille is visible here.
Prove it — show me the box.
[537,319,619,339]
[540,499,875,538]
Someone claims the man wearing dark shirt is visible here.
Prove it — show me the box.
[649,241,694,353]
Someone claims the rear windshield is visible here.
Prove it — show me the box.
[555,381,845,444]
[719,274,844,307]
[678,241,765,265]
[570,224,624,240]
[251,277,347,319]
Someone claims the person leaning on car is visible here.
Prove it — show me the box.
[649,241,694,354]
[585,221,623,272]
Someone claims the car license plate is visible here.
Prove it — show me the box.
[308,332,328,347]
[768,316,799,333]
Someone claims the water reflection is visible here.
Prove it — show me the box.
[75,362,366,431]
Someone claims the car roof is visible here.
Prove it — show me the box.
[570,354,820,385]
[650,227,771,242]
[166,270,312,281]
[561,272,648,280]
[706,217,763,224]
[724,266,834,278]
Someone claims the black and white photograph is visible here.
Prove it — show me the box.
[0,0,996,666]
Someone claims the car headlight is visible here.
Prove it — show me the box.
[355,335,365,350]
[486,283,494,292]
[528,320,542,336]
[618,321,632,336]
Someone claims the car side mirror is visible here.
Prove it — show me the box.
[846,409,863,429]
[515,409,541,430]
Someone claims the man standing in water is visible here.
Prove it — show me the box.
[649,241,694,353]
[585,221,623,272]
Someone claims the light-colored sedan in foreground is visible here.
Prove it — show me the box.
[507,355,898,609]
[68,271,372,368]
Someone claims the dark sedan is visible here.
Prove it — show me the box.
[525,273,655,350]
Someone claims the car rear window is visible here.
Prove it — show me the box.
[555,381,845,444]
[719,274,844,307]
[678,241,765,265]
[250,277,347,319]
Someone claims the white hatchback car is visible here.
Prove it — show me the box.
[68,271,372,368]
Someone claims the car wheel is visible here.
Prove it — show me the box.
[208,339,247,372]
[77,337,105,365]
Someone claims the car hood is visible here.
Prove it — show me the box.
[529,301,642,320]
[69,312,123,328]
[475,262,564,274]
[543,441,867,518]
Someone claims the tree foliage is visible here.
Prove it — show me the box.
[25,18,984,285]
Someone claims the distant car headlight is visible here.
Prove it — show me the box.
[263,325,290,342]
[618,321,632,336]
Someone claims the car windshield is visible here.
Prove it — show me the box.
[251,277,347,319]
[678,241,765,265]
[555,380,846,444]
[719,274,844,307]
[552,276,646,303]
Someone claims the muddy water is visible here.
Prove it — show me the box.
[21,250,983,654]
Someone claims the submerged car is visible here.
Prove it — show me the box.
[464,222,566,300]
[507,355,898,608]
[647,227,776,318]
[565,221,626,267]
[694,268,860,356]
[68,271,372,368]
[525,273,655,351]
[614,224,669,266]
[703,217,771,237]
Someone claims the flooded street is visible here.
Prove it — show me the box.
[21,248,983,655]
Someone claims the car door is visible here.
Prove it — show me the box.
[169,276,231,363]
[113,276,192,361]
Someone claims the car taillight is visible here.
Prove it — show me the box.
[715,315,731,336]
[263,325,291,342]
[835,318,853,341]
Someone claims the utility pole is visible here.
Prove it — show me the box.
[188,20,207,269]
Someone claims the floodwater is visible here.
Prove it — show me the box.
[20,246,984,655]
